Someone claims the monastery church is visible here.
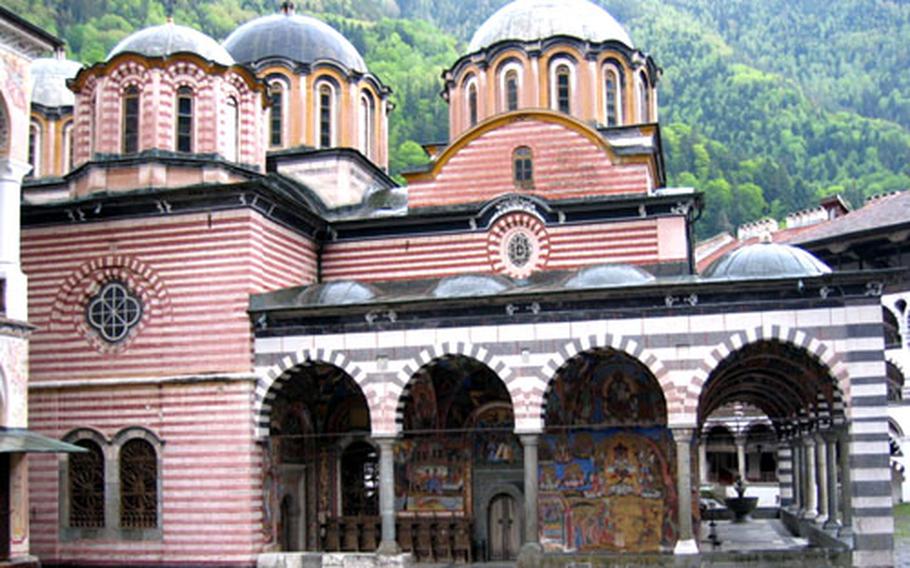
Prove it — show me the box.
[0,1,900,567]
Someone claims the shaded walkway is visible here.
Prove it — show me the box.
[699,518,808,552]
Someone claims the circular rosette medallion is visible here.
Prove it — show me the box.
[487,212,550,279]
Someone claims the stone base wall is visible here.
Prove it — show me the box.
[257,553,412,568]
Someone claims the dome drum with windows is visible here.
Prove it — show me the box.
[444,0,660,140]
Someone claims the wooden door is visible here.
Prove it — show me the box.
[488,494,519,560]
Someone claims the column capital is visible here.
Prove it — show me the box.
[372,435,399,447]
[803,436,817,448]
[671,427,695,443]
[0,157,31,183]
[519,433,541,447]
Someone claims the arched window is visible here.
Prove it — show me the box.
[505,69,519,112]
[27,121,40,177]
[550,61,575,114]
[637,71,651,123]
[359,91,375,159]
[604,65,623,127]
[89,94,98,158]
[224,97,239,162]
[69,439,105,528]
[175,86,194,152]
[119,438,158,529]
[340,441,378,516]
[317,82,336,149]
[269,83,284,148]
[465,76,479,127]
[63,121,74,172]
[122,86,140,154]
[512,146,533,189]
[884,307,902,349]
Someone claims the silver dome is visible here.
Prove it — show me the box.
[224,13,366,73]
[565,263,655,289]
[30,57,82,108]
[108,22,234,66]
[432,275,510,298]
[704,243,832,279]
[468,0,634,53]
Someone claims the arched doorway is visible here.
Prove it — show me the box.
[265,362,374,552]
[396,355,518,562]
[541,348,674,553]
[487,493,519,560]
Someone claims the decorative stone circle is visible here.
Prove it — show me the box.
[488,212,550,279]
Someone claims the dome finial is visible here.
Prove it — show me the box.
[164,0,175,22]
[281,1,296,15]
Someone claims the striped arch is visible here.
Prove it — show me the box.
[537,333,676,427]
[253,347,367,439]
[684,325,849,421]
[390,341,515,435]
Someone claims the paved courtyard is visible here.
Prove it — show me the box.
[896,504,910,567]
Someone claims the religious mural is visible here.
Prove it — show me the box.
[397,357,518,513]
[541,350,676,552]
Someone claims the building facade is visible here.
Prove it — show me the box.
[13,1,897,567]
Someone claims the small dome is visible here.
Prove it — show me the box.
[30,56,82,107]
[432,275,511,298]
[468,0,633,53]
[224,12,366,73]
[565,264,655,289]
[311,281,377,305]
[704,243,832,279]
[108,22,234,66]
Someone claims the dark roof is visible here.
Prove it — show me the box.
[790,192,910,246]
[223,13,366,72]
[0,5,63,50]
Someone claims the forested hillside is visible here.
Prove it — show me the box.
[4,0,909,238]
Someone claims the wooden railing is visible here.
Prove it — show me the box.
[319,515,473,563]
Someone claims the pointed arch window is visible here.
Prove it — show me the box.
[225,97,239,162]
[637,72,651,124]
[505,69,519,112]
[269,84,284,148]
[69,439,105,528]
[120,438,158,529]
[317,82,336,149]
[604,65,622,127]
[467,80,478,127]
[27,121,40,177]
[513,146,533,189]
[122,86,140,154]
[176,86,194,153]
[360,91,375,159]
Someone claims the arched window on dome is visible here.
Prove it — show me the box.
[637,71,651,124]
[604,64,623,127]
[513,146,533,189]
[62,120,74,173]
[359,91,375,159]
[27,120,41,177]
[316,80,338,149]
[89,94,98,159]
[122,86,140,154]
[465,76,479,128]
[224,97,239,162]
[549,60,575,114]
[499,62,522,113]
[176,86,194,153]
[268,81,285,148]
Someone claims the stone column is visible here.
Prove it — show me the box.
[823,432,841,531]
[375,436,399,555]
[838,429,853,538]
[672,428,698,555]
[815,433,828,524]
[790,438,802,511]
[698,436,708,485]
[0,158,32,321]
[803,436,818,520]
[735,433,747,482]
[519,434,540,547]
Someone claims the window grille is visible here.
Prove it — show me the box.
[69,440,105,528]
[120,439,158,529]
[176,87,193,152]
[122,87,140,154]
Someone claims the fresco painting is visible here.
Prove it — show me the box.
[469,403,521,466]
[542,350,675,552]
[395,437,469,512]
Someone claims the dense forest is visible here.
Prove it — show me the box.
[4,0,909,239]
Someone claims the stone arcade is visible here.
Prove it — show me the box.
[3,1,897,566]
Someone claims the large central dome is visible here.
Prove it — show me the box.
[468,0,634,53]
[223,12,366,73]
[108,22,234,66]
